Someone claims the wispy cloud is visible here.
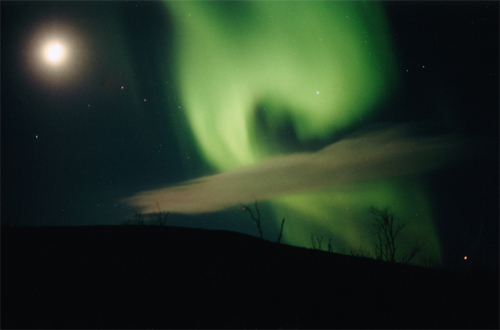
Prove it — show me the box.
[123,125,469,215]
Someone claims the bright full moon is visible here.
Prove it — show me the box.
[24,20,89,87]
[43,41,66,65]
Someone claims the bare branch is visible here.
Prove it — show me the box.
[311,234,323,250]
[133,212,145,225]
[368,206,423,264]
[277,217,285,244]
[148,203,170,226]
[328,237,334,253]
[311,233,317,250]
[401,240,424,264]
[241,200,263,239]
[419,252,439,269]
[350,246,373,259]
[316,236,323,250]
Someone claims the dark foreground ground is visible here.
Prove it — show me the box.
[2,226,498,329]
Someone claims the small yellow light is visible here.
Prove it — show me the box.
[121,86,124,90]
[464,256,468,260]
[144,99,147,102]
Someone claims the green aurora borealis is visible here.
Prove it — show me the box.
[141,2,442,262]
[167,1,396,169]
[5,1,496,267]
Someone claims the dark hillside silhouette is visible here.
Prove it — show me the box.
[2,226,498,328]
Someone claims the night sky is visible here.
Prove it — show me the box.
[2,1,498,268]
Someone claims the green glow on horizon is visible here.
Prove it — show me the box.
[271,179,440,263]
[162,2,441,264]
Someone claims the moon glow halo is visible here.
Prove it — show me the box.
[23,20,90,89]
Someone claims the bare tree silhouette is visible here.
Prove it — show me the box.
[133,212,145,225]
[277,218,285,244]
[419,252,440,269]
[149,203,170,226]
[327,237,334,252]
[369,206,423,264]
[349,246,373,259]
[242,201,286,243]
[311,234,324,250]
[241,200,263,239]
